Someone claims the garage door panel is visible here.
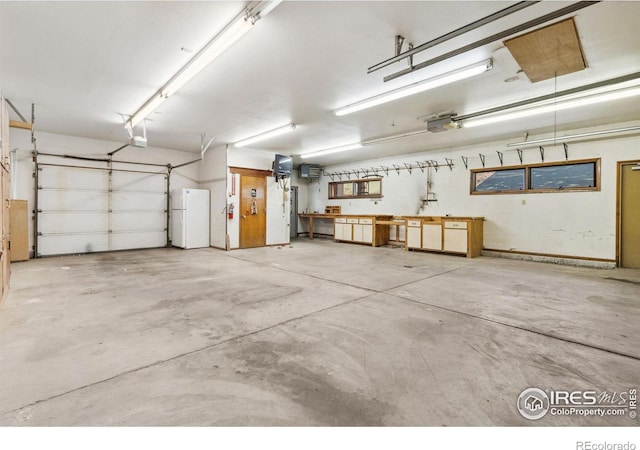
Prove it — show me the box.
[111,212,165,232]
[38,234,110,256]
[111,172,166,192]
[39,190,109,211]
[37,164,168,256]
[111,192,166,211]
[40,166,108,190]
[111,231,166,251]
[39,213,109,234]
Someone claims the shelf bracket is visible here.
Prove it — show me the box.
[497,150,504,166]
[461,155,469,170]
[479,153,486,168]
[381,166,389,176]
[563,143,569,160]
[416,161,426,173]
[430,160,439,172]
[539,146,545,162]
[404,163,413,175]
[516,148,523,164]
[393,164,401,175]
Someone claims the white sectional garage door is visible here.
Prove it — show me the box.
[37,164,167,256]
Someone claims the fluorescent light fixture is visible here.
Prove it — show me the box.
[506,125,640,148]
[128,1,282,127]
[129,94,167,128]
[334,59,492,116]
[234,123,296,147]
[464,86,640,128]
[300,143,362,159]
[162,14,253,98]
[363,129,431,146]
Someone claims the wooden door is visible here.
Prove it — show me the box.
[240,175,266,248]
[620,162,640,268]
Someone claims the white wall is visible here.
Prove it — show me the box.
[198,144,228,249]
[304,121,640,261]
[11,130,200,253]
[226,148,290,249]
[266,177,291,245]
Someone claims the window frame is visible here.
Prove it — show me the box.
[328,178,383,199]
[470,158,601,195]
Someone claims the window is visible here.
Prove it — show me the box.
[329,178,383,199]
[474,168,525,192]
[530,162,596,190]
[471,159,600,195]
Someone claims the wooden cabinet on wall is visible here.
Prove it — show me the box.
[405,216,484,258]
[9,200,29,261]
[334,215,392,247]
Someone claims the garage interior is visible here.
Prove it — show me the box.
[0,1,639,427]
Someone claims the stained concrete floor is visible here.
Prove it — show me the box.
[0,239,639,426]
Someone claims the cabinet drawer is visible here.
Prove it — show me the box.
[359,218,373,225]
[335,218,347,224]
[347,218,359,224]
[444,221,467,230]
[407,220,421,227]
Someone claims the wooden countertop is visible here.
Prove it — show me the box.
[299,213,394,218]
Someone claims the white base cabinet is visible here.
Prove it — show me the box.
[405,217,483,258]
[334,215,392,247]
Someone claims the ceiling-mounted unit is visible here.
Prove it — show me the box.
[426,114,459,133]
[130,135,147,148]
[298,163,321,179]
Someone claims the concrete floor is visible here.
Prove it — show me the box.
[0,239,639,426]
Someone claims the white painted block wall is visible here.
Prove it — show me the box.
[198,144,228,249]
[304,121,640,261]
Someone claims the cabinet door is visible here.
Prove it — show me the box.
[422,224,442,250]
[334,223,343,240]
[336,223,352,241]
[361,225,373,244]
[406,226,421,248]
[353,224,363,242]
[444,229,467,253]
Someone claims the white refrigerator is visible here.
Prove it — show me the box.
[171,188,210,249]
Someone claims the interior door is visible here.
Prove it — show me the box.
[620,162,640,268]
[240,175,266,248]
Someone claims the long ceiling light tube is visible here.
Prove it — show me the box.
[506,125,640,148]
[129,0,282,128]
[234,123,296,147]
[463,85,640,128]
[129,94,167,129]
[335,59,492,117]
[362,129,431,146]
[300,143,363,159]
[456,71,640,123]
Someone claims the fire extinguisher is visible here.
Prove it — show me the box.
[228,203,234,220]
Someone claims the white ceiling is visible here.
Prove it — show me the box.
[1,1,639,166]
